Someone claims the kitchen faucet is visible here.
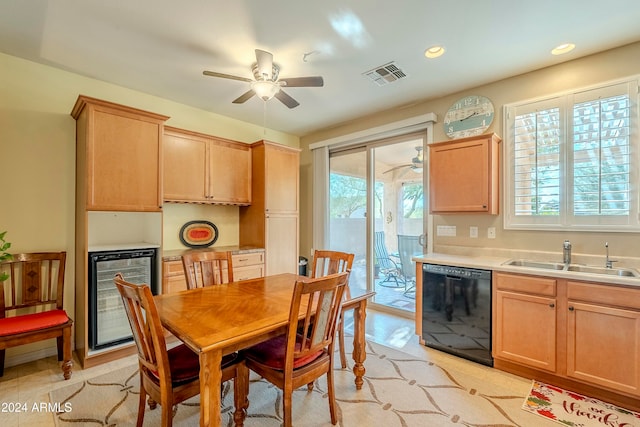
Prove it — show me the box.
[605,242,618,268]
[563,240,571,265]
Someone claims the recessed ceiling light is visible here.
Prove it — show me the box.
[425,46,445,59]
[551,43,575,55]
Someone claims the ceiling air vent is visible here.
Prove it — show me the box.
[363,62,407,86]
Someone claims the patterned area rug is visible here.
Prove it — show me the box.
[522,380,640,427]
[50,341,544,426]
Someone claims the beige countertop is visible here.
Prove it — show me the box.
[413,252,640,288]
[162,245,264,262]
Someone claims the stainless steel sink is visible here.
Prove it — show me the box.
[503,258,640,277]
[565,265,640,277]
[503,259,566,270]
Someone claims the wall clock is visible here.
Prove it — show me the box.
[444,95,495,139]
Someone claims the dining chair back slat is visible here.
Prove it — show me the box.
[310,250,354,369]
[181,251,233,289]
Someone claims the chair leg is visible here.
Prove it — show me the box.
[327,365,338,424]
[60,326,73,380]
[161,402,173,427]
[0,349,5,377]
[282,386,293,427]
[136,376,147,427]
[338,317,347,369]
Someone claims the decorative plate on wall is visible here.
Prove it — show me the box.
[179,220,219,248]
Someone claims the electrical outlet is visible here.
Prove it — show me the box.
[488,227,496,239]
[436,225,456,237]
[470,226,478,238]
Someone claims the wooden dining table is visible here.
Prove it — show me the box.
[154,272,374,427]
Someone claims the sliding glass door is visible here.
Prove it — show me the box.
[328,132,427,316]
[327,148,368,298]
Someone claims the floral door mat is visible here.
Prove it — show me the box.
[522,380,640,427]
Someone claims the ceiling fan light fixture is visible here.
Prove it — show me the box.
[252,80,280,100]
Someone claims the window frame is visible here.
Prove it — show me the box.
[503,76,640,232]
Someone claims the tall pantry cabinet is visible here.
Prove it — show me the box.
[71,95,168,368]
[240,140,300,275]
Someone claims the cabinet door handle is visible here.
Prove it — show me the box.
[568,306,575,311]
[549,303,555,308]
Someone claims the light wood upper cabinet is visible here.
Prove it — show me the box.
[163,126,251,205]
[71,95,168,212]
[429,133,501,214]
[163,128,207,202]
[264,145,299,213]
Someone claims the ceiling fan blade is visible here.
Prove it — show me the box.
[383,164,412,174]
[232,90,256,104]
[203,71,253,83]
[279,76,324,87]
[255,49,274,80]
[274,90,300,109]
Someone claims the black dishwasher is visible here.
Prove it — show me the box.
[422,263,492,366]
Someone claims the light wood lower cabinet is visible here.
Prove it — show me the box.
[162,251,264,294]
[494,271,640,404]
[566,281,640,396]
[494,285,557,372]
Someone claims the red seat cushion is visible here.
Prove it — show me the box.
[152,344,240,386]
[165,343,201,385]
[244,334,323,370]
[0,309,70,336]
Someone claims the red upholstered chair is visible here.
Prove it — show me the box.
[0,252,73,380]
[114,273,248,427]
[181,250,233,289]
[241,272,348,427]
[310,250,354,369]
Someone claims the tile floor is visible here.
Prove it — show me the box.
[0,310,552,426]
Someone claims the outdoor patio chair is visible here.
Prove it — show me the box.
[374,231,403,288]
[397,235,421,297]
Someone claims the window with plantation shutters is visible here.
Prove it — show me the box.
[505,77,639,231]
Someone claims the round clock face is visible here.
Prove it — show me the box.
[444,95,495,139]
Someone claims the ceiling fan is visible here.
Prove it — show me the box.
[203,49,324,109]
[383,146,423,176]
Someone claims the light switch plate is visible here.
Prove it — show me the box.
[488,227,496,239]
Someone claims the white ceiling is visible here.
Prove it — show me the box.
[2,0,640,137]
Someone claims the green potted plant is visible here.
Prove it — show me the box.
[0,231,12,281]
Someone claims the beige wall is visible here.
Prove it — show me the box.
[300,42,640,261]
[0,52,298,365]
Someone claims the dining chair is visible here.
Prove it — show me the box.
[181,250,233,289]
[0,252,73,380]
[114,273,248,427]
[241,272,348,427]
[310,249,354,369]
